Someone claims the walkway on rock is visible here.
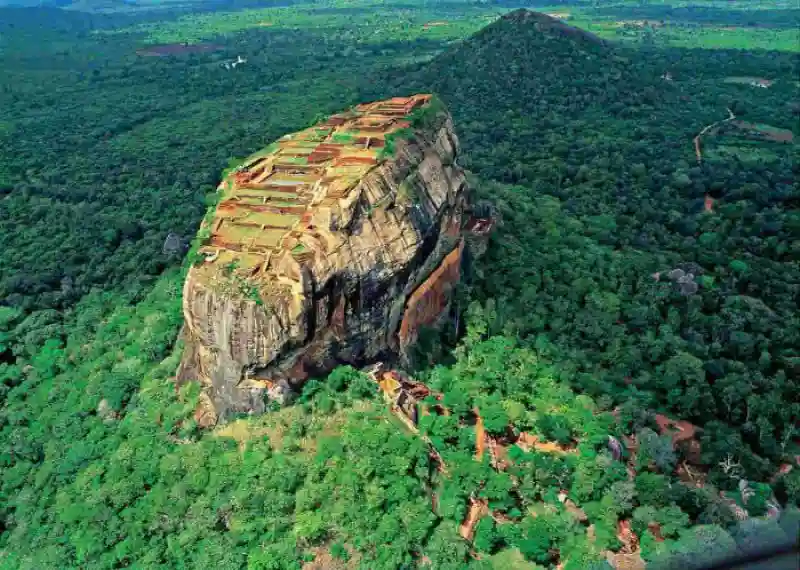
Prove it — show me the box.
[693,107,735,163]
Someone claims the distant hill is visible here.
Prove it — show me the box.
[365,8,657,182]
[501,8,606,46]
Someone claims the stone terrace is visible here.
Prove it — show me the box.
[195,95,432,296]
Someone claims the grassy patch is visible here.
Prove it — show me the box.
[409,94,447,130]
[109,3,497,46]
[566,15,800,52]
[379,96,447,159]
[331,132,355,144]
[381,127,413,158]
[220,156,248,180]
[733,121,794,142]
[281,156,309,165]
[706,144,780,164]
[242,142,281,167]
[724,76,771,85]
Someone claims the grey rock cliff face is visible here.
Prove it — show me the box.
[176,97,473,425]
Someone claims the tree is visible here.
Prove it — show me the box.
[636,428,676,474]
[649,525,739,570]
[474,517,501,553]
[517,516,553,564]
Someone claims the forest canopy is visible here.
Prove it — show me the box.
[0,1,798,569]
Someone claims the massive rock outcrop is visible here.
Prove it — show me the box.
[177,95,490,424]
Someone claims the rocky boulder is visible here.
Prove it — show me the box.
[177,95,488,424]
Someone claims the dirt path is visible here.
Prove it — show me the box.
[694,107,735,163]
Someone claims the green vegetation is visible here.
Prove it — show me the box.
[396,178,420,204]
[281,156,308,165]
[106,1,498,46]
[410,94,447,130]
[1,1,798,568]
[379,94,448,158]
[381,127,413,158]
[330,132,355,144]
[547,0,800,51]
[366,6,798,475]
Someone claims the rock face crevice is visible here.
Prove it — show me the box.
[176,95,487,425]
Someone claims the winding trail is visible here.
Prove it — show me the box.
[693,107,735,163]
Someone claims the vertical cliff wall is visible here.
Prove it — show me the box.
[398,240,464,350]
[177,95,483,424]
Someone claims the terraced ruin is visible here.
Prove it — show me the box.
[193,94,434,309]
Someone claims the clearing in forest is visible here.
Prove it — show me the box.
[706,145,780,164]
[422,21,450,29]
[731,120,794,143]
[612,20,665,28]
[723,76,773,88]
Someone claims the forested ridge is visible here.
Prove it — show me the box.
[1,2,798,569]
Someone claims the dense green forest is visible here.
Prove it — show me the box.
[1,1,798,568]
[365,7,799,473]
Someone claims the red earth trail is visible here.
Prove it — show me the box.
[693,107,735,163]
